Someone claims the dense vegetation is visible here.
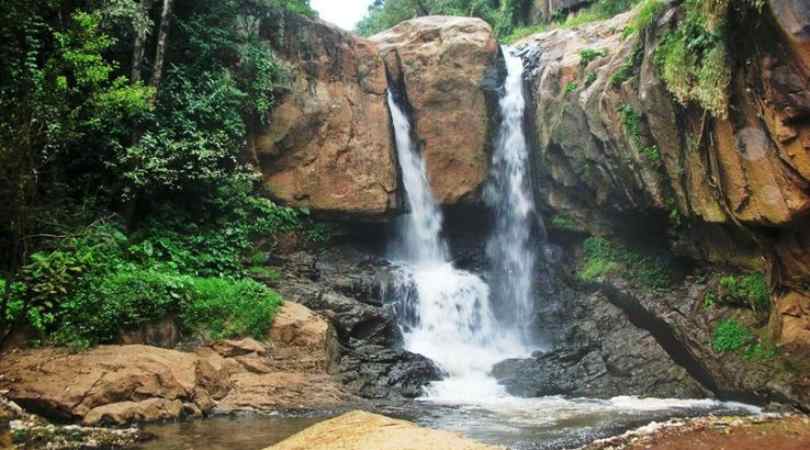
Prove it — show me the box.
[0,0,322,347]
[356,0,647,40]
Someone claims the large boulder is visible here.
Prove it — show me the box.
[251,13,398,219]
[372,16,502,205]
[266,410,504,450]
[0,303,351,425]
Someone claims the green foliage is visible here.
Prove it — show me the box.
[640,145,661,163]
[704,291,717,309]
[578,236,672,289]
[502,24,549,44]
[584,72,598,87]
[550,214,578,231]
[712,319,751,353]
[623,0,665,37]
[653,0,738,118]
[565,81,579,95]
[719,273,770,312]
[609,44,642,88]
[180,277,282,340]
[580,48,609,67]
[744,339,778,362]
[358,0,643,39]
[618,104,643,147]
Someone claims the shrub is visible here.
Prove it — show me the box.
[53,270,190,346]
[584,72,598,87]
[712,319,751,353]
[180,277,282,340]
[565,81,579,95]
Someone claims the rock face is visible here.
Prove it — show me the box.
[252,13,398,219]
[372,16,502,205]
[516,3,810,356]
[266,410,504,450]
[0,303,350,425]
[270,247,442,400]
[492,264,706,399]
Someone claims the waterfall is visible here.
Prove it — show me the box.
[484,47,540,340]
[386,71,530,401]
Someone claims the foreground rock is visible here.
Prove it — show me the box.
[252,12,398,219]
[0,302,351,425]
[266,410,503,450]
[1,395,145,450]
[372,16,501,205]
[582,414,810,450]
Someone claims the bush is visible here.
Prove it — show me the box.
[180,277,282,340]
[54,270,190,346]
[53,270,283,346]
[712,319,751,353]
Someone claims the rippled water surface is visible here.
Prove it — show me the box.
[141,397,759,450]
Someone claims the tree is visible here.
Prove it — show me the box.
[151,0,174,93]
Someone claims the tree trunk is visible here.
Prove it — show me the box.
[131,0,154,83]
[150,0,174,93]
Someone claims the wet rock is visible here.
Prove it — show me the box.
[252,12,398,219]
[372,16,501,205]
[272,248,441,400]
[266,410,504,450]
[494,288,706,399]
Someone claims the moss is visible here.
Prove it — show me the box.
[609,44,642,88]
[651,0,758,119]
[550,214,579,231]
[564,81,578,95]
[719,273,770,312]
[618,104,643,146]
[623,0,666,37]
[578,236,673,289]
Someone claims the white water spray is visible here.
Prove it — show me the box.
[484,47,539,340]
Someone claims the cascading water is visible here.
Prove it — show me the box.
[386,89,527,402]
[484,47,540,341]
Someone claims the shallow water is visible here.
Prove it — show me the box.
[140,397,760,450]
[139,415,327,450]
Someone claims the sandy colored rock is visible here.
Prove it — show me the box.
[372,16,500,205]
[266,410,504,450]
[252,13,397,219]
[773,291,810,352]
[83,399,185,426]
[0,303,351,424]
[271,301,329,350]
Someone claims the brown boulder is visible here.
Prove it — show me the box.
[252,13,398,219]
[372,16,500,205]
[0,345,228,423]
[772,291,810,353]
[265,410,504,450]
[0,302,350,424]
